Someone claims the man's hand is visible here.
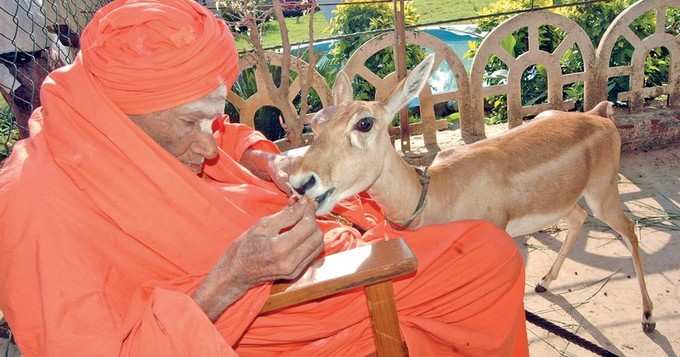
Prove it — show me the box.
[191,198,323,321]
[240,149,296,195]
[230,197,322,285]
[268,154,297,195]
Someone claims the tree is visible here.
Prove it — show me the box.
[466,0,679,123]
[326,0,424,101]
[217,0,318,148]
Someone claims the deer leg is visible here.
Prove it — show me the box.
[587,181,655,333]
[535,205,587,293]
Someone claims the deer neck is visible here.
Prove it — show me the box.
[367,147,423,226]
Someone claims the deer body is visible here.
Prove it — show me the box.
[374,110,618,236]
[290,54,654,332]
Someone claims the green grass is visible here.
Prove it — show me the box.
[0,96,7,112]
[235,13,330,50]
[234,0,496,50]
[413,0,497,24]
[445,112,460,123]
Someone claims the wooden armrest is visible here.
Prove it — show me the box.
[261,238,417,313]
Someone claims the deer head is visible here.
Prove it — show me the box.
[289,54,436,214]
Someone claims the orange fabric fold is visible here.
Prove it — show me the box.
[80,0,239,114]
[0,1,528,356]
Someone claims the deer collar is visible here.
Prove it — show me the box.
[387,166,430,231]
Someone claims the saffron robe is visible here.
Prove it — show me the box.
[0,0,528,355]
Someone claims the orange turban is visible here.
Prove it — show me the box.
[80,0,238,115]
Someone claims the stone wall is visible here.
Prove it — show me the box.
[616,107,680,151]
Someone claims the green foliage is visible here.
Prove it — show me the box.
[1,99,18,163]
[474,0,547,32]
[521,64,548,106]
[644,47,670,87]
[468,0,679,124]
[559,0,632,46]
[326,0,425,101]
[446,112,460,124]
[413,0,496,24]
[486,95,508,125]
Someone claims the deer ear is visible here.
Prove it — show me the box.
[333,72,353,106]
[307,109,327,134]
[588,101,615,119]
[384,54,435,117]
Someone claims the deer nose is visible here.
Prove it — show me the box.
[293,174,316,195]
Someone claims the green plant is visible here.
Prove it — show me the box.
[486,95,507,125]
[445,112,460,124]
[1,99,18,163]
[467,0,680,123]
[326,0,425,102]
[644,46,670,87]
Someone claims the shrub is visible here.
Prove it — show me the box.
[326,0,425,101]
[467,0,679,124]
[1,99,18,163]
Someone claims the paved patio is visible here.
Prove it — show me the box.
[523,146,680,356]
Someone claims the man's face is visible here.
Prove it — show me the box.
[129,85,227,173]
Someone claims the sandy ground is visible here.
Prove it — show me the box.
[522,146,680,357]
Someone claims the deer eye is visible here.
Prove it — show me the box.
[354,117,374,132]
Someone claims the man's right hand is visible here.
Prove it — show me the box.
[191,198,323,321]
[230,197,323,286]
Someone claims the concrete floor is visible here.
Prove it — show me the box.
[523,146,680,357]
[402,126,679,356]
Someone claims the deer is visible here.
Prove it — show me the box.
[289,54,655,333]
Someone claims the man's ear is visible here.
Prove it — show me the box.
[383,54,436,118]
[333,72,353,106]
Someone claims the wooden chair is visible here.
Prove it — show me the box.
[261,238,417,357]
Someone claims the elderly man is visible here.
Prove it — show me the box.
[0,0,528,356]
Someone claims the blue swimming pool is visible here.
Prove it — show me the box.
[420,26,481,96]
[290,25,483,107]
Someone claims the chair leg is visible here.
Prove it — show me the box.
[365,282,406,357]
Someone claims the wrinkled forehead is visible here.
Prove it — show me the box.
[177,84,227,112]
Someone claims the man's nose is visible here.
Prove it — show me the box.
[192,131,218,160]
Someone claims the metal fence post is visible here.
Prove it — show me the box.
[393,0,409,152]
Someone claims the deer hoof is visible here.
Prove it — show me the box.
[534,284,547,293]
[642,312,656,333]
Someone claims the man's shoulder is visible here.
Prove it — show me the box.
[0,137,59,207]
[1,140,30,194]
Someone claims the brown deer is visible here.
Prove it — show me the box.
[289,54,655,332]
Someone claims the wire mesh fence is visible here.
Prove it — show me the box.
[0,0,110,162]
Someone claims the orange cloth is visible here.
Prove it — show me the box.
[80,0,239,115]
[0,0,528,356]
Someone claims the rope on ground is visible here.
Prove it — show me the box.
[525,309,618,357]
